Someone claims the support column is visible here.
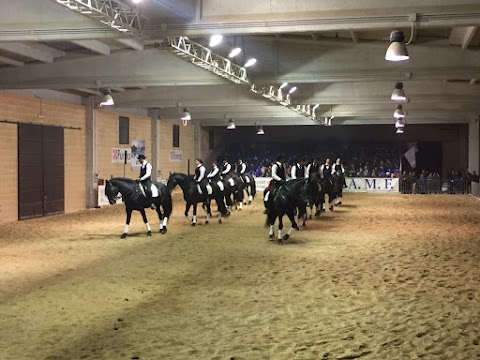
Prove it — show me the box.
[468,117,479,173]
[148,108,161,181]
[84,96,97,208]
[468,117,480,196]
[194,121,202,161]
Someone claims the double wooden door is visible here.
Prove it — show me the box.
[18,123,64,220]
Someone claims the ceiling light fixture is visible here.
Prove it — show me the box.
[180,108,191,126]
[391,82,407,101]
[99,88,114,106]
[396,128,404,134]
[244,58,257,68]
[209,34,223,47]
[256,125,265,135]
[395,118,405,128]
[228,47,242,58]
[385,31,409,62]
[227,118,236,130]
[394,104,405,118]
[132,0,143,3]
[288,86,297,94]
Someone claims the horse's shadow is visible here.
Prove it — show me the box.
[338,204,357,208]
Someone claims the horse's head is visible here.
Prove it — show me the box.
[167,173,191,192]
[105,180,122,205]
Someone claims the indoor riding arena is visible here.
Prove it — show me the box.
[1,1,480,360]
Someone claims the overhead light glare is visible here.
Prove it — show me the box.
[396,128,404,134]
[391,82,407,101]
[288,86,297,94]
[312,104,320,110]
[132,0,143,3]
[209,34,223,47]
[228,47,241,58]
[279,82,288,89]
[244,58,257,67]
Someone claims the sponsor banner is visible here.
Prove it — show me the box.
[255,177,272,191]
[111,148,131,163]
[131,139,145,168]
[170,149,183,162]
[97,185,110,207]
[344,177,399,192]
[252,177,399,192]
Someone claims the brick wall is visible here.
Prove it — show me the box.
[159,119,195,178]
[0,92,86,223]
[96,110,151,180]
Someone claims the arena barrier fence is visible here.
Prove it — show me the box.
[399,179,471,195]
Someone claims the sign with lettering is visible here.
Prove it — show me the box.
[252,177,399,192]
[343,177,399,192]
[111,148,131,163]
[170,150,183,162]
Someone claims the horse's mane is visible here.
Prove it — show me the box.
[109,177,136,184]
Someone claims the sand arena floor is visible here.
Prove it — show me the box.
[0,193,479,360]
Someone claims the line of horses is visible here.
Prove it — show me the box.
[104,170,344,243]
[104,172,256,239]
[264,171,345,244]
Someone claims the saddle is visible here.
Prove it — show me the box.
[138,183,159,198]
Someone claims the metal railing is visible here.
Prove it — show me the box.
[400,179,470,194]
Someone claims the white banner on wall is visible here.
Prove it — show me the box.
[170,149,183,162]
[252,177,399,193]
[344,177,399,192]
[97,185,110,206]
[111,148,131,163]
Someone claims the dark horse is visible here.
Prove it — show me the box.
[265,178,308,244]
[319,176,335,212]
[105,178,172,239]
[211,172,245,211]
[167,172,229,225]
[305,172,323,220]
[240,173,257,207]
[332,170,346,205]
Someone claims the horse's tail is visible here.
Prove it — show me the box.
[250,175,257,198]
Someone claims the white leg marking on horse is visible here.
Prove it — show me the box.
[239,202,243,210]
[287,227,294,236]
[193,215,197,223]
[248,195,253,202]
[145,223,151,232]
[163,217,168,227]
[124,224,129,234]
[269,225,274,236]
[278,229,282,240]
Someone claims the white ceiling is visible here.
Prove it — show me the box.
[1,0,480,126]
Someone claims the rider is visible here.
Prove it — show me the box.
[194,158,208,195]
[332,157,347,187]
[306,157,320,179]
[290,158,306,179]
[236,158,247,182]
[221,159,232,177]
[207,160,221,182]
[137,154,156,209]
[263,154,286,214]
[320,158,333,180]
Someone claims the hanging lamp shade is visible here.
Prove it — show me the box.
[394,104,405,118]
[391,82,407,101]
[256,125,264,135]
[227,119,236,129]
[385,31,409,62]
[99,89,114,106]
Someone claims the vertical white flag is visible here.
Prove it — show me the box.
[404,146,417,169]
